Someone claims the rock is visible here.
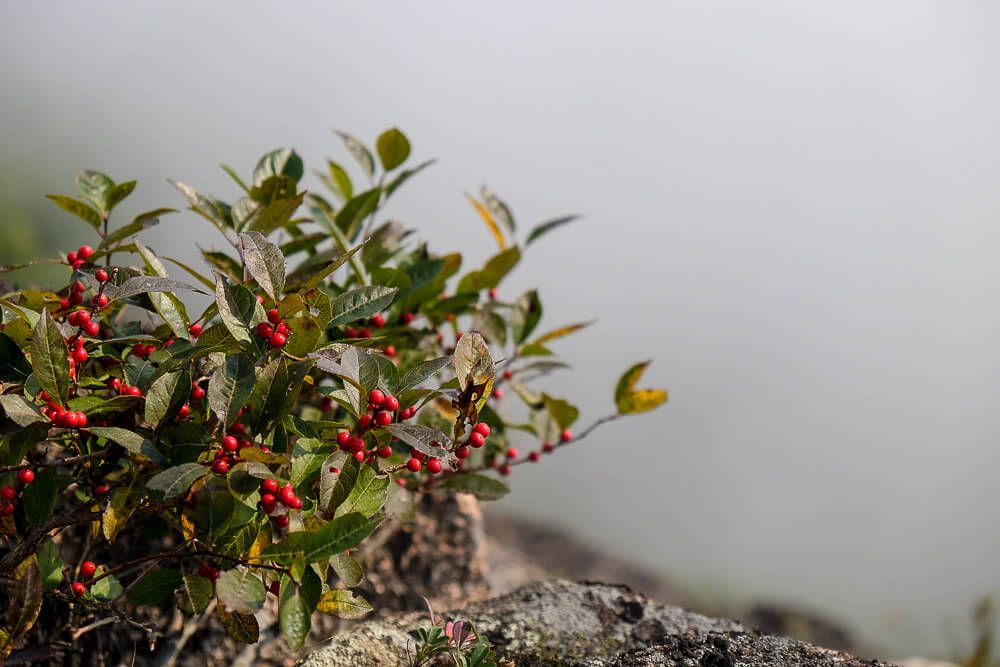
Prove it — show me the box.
[298,580,893,666]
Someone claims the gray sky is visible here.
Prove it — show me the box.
[2,1,999,656]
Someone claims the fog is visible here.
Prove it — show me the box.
[2,1,999,656]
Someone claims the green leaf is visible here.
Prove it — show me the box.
[0,333,32,384]
[456,246,521,294]
[399,356,451,391]
[178,570,214,613]
[542,393,579,429]
[135,241,191,337]
[289,437,328,488]
[385,159,436,197]
[0,394,47,427]
[253,148,303,187]
[101,211,169,249]
[279,573,320,650]
[442,473,510,501]
[208,353,255,428]
[328,285,398,328]
[75,170,115,214]
[330,552,363,587]
[512,290,543,344]
[218,604,259,644]
[258,512,377,564]
[319,452,356,514]
[37,539,63,591]
[126,568,181,607]
[216,566,266,614]
[45,195,102,230]
[316,589,373,620]
[214,274,264,344]
[530,320,594,346]
[334,188,381,239]
[480,185,516,234]
[104,275,202,302]
[239,231,285,301]
[85,426,164,464]
[335,464,388,518]
[298,238,369,290]
[335,130,375,179]
[30,310,71,404]
[7,555,43,645]
[385,423,455,464]
[22,467,58,527]
[144,369,190,428]
[91,572,124,601]
[169,179,233,232]
[375,127,411,171]
[323,160,353,201]
[106,180,137,211]
[614,360,668,415]
[525,214,579,246]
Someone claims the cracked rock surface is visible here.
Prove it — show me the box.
[298,580,893,666]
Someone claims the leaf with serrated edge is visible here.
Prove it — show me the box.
[257,513,377,564]
[30,310,70,404]
[208,353,255,428]
[328,285,398,327]
[239,231,285,300]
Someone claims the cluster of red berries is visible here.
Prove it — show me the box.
[257,309,291,348]
[259,479,300,528]
[197,564,221,581]
[130,342,157,359]
[452,421,491,462]
[0,468,35,516]
[404,449,443,474]
[70,560,99,597]
[107,377,143,398]
[65,244,95,271]
[67,308,100,338]
[335,389,419,464]
[44,404,88,429]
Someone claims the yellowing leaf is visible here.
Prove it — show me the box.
[316,589,373,619]
[452,332,495,424]
[615,361,668,415]
[530,320,594,346]
[465,193,506,250]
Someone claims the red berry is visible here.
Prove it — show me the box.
[360,327,372,338]
[69,291,84,306]
[211,459,229,475]
[354,450,365,462]
[108,378,122,391]
[95,268,109,283]
[489,288,498,300]
[62,411,80,429]
[454,445,470,460]
[72,259,85,270]
[560,428,572,443]
[358,414,372,430]
[345,327,357,338]
[371,313,386,328]
[529,451,541,462]
[76,412,88,428]
[256,322,274,338]
[72,582,87,597]
[1,503,13,516]
[337,431,350,447]
[266,308,281,324]
[71,347,88,363]
[95,484,109,495]
[229,421,245,435]
[66,251,78,264]
[261,479,279,494]
[400,312,415,325]
[83,321,100,337]
[427,459,442,474]
[188,323,203,337]
[190,385,205,401]
[492,388,504,400]
[269,581,280,595]
[287,496,303,510]
[411,450,426,462]
[221,435,239,452]
[260,493,277,514]
[406,458,422,473]
[468,432,485,448]
[543,441,555,453]
[369,389,385,406]
[374,410,392,427]
[276,322,290,335]
[503,369,514,380]
[17,469,34,485]
[383,395,399,413]
[348,437,365,453]
[473,422,491,437]
[273,514,289,528]
[59,297,71,309]
[124,386,142,397]
[78,245,94,259]
[92,294,109,308]
[178,403,191,419]
[268,332,287,348]
[506,447,519,459]
[80,561,97,578]
[499,463,512,476]
[131,343,146,358]
[377,446,393,458]
[1,486,14,501]
[72,280,86,293]
[279,485,296,506]
[384,345,396,358]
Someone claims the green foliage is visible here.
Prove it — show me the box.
[0,127,666,657]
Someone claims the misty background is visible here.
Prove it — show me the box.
[2,1,998,658]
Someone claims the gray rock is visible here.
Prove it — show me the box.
[298,580,893,666]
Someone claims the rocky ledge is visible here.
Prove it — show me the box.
[298,579,892,666]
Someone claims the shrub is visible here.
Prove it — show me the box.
[0,128,666,656]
